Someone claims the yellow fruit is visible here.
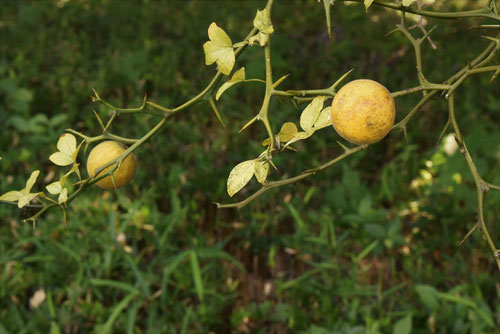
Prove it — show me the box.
[86,141,137,189]
[331,79,395,145]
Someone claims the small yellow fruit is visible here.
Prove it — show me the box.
[331,79,395,145]
[86,141,137,189]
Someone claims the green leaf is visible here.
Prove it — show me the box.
[227,160,256,197]
[277,122,298,142]
[402,0,417,6]
[364,0,374,11]
[300,96,325,132]
[190,251,204,302]
[49,133,77,166]
[254,161,270,184]
[415,285,440,310]
[313,107,332,129]
[216,67,246,100]
[393,315,412,334]
[99,291,139,334]
[203,22,235,75]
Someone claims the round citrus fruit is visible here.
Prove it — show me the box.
[331,79,395,145]
[86,141,137,189]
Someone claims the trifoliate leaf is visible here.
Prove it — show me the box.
[248,33,270,47]
[46,181,62,195]
[364,0,374,11]
[313,107,332,130]
[1,170,42,208]
[249,9,274,47]
[216,67,246,100]
[254,161,270,184]
[300,96,325,132]
[0,190,23,202]
[402,0,417,6]
[253,9,274,34]
[46,164,77,197]
[18,193,39,209]
[25,170,40,193]
[58,188,68,204]
[203,22,235,75]
[49,133,77,166]
[227,160,256,197]
[277,122,298,142]
[284,131,313,148]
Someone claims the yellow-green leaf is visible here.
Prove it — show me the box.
[203,22,235,75]
[248,32,270,47]
[313,107,332,129]
[49,152,74,166]
[253,9,274,34]
[227,160,256,197]
[402,0,417,6]
[300,96,325,132]
[0,190,23,202]
[57,133,76,156]
[254,161,270,184]
[208,22,232,46]
[284,131,313,148]
[1,170,41,207]
[50,134,77,166]
[58,188,68,204]
[364,0,374,11]
[216,67,246,100]
[24,170,40,193]
[18,193,38,208]
[277,122,298,142]
[46,181,62,195]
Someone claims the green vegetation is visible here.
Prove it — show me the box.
[1,0,499,333]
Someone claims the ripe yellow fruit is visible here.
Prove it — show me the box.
[331,79,395,145]
[86,141,137,189]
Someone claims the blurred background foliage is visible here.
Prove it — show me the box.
[1,0,499,333]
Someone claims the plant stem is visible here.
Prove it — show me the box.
[217,145,366,209]
[338,0,500,20]
[448,94,500,271]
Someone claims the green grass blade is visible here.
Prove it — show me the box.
[190,250,204,303]
[90,279,141,294]
[99,291,139,334]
